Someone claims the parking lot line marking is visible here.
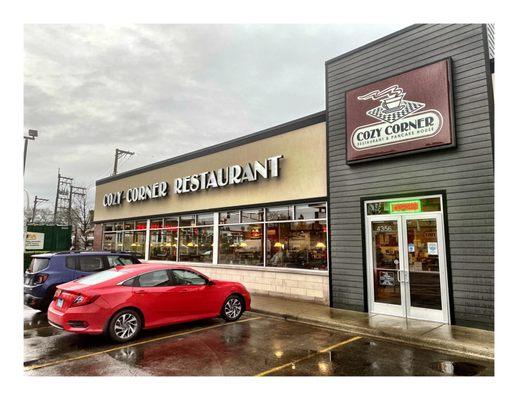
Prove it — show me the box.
[255,335,362,377]
[24,316,262,372]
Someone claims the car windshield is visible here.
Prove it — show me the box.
[27,258,50,273]
[76,268,123,285]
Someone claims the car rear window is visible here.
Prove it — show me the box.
[76,268,123,285]
[106,255,138,267]
[27,258,50,273]
[78,256,105,272]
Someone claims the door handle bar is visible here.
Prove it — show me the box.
[396,269,405,283]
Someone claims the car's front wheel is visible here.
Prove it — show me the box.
[221,295,244,322]
[108,309,142,343]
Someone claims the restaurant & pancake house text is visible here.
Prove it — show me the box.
[102,155,283,207]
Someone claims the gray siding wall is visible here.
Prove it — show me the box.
[326,24,494,329]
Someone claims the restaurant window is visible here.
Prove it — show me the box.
[219,210,240,224]
[180,215,196,227]
[102,232,116,251]
[114,221,124,231]
[266,221,327,270]
[123,221,135,230]
[164,217,178,229]
[123,231,146,257]
[242,208,264,223]
[219,224,263,266]
[196,213,214,226]
[150,219,163,229]
[267,206,292,221]
[135,220,147,230]
[295,203,326,220]
[116,232,124,250]
[149,229,178,261]
[179,226,213,263]
[104,223,114,232]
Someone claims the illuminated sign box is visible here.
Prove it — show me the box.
[389,200,422,214]
[345,59,456,164]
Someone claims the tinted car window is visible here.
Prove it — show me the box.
[138,270,171,287]
[27,258,50,273]
[106,255,136,267]
[66,256,77,269]
[78,256,105,272]
[121,277,136,287]
[172,270,207,286]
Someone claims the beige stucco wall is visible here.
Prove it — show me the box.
[94,122,326,221]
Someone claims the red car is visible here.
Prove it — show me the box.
[47,264,251,342]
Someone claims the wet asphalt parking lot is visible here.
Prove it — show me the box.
[24,306,493,376]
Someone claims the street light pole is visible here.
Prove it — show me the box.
[23,129,38,174]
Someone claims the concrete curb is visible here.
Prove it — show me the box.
[251,307,494,361]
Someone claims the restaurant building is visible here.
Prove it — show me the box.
[93,23,494,329]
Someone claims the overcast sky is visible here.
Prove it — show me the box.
[24,24,406,210]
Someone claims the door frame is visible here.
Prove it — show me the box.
[401,212,450,323]
[362,193,451,324]
[365,215,406,318]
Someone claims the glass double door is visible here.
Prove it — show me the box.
[366,213,449,323]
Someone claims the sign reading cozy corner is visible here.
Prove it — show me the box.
[102,155,284,207]
[345,59,455,163]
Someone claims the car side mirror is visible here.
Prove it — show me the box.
[207,280,215,286]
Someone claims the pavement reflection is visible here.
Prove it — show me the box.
[24,307,493,376]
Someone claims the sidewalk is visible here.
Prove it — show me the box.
[251,294,494,360]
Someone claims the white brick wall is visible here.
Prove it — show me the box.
[145,261,329,304]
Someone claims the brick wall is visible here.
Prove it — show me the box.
[92,224,103,251]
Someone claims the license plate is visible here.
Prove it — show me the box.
[57,298,64,308]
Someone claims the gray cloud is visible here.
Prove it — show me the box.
[24,23,406,210]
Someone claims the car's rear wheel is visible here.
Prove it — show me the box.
[108,309,142,343]
[221,295,244,322]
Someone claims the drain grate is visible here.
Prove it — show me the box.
[430,361,485,376]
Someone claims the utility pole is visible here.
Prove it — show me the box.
[31,196,49,223]
[53,169,74,224]
[23,129,38,174]
[68,185,87,225]
[67,185,87,250]
[113,148,134,175]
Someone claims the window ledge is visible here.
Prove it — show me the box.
[141,259,329,276]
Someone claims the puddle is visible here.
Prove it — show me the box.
[430,361,485,376]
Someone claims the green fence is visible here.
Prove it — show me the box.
[24,225,72,270]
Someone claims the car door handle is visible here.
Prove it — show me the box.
[135,290,146,294]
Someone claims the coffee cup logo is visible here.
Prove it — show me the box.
[351,84,443,151]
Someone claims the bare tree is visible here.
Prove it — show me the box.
[25,207,55,225]
[70,192,94,250]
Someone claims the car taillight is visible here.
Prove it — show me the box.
[71,294,99,307]
[54,289,62,299]
[34,274,48,284]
